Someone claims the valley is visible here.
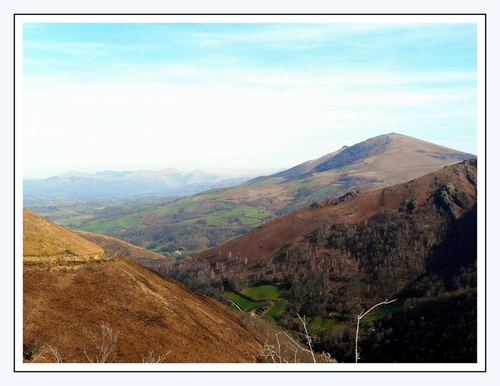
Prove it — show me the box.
[26,133,475,258]
[153,158,479,362]
[22,133,479,364]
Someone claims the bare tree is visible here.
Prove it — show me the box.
[142,349,172,363]
[84,321,119,363]
[355,298,397,363]
[31,344,64,363]
[261,330,315,363]
[297,314,316,363]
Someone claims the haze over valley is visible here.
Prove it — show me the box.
[21,132,479,365]
[18,16,483,368]
[25,133,476,259]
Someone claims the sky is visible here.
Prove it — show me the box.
[19,15,482,180]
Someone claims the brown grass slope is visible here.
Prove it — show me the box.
[23,210,262,363]
[72,229,173,266]
[255,132,474,185]
[202,133,475,215]
[182,158,477,281]
[23,208,107,261]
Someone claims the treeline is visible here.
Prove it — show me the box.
[161,195,477,319]
[107,221,253,254]
[153,174,478,362]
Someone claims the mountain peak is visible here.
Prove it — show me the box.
[183,158,477,288]
[56,170,94,179]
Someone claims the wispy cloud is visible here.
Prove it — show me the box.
[21,19,479,178]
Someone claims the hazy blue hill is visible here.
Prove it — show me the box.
[23,168,251,205]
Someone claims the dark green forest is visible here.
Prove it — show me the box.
[159,178,478,363]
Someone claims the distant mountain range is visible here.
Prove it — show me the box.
[23,168,251,204]
[24,133,475,209]
[25,132,476,259]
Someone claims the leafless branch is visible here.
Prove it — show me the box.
[142,349,172,363]
[260,329,315,363]
[84,321,120,363]
[355,298,397,363]
[297,314,316,363]
[31,344,63,363]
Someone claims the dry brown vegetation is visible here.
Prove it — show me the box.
[215,133,476,213]
[23,209,107,261]
[23,210,262,363]
[173,159,477,283]
[72,229,173,266]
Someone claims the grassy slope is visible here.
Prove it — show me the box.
[23,210,262,363]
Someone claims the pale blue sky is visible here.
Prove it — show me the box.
[21,17,481,179]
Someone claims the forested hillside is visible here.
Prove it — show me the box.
[158,159,478,363]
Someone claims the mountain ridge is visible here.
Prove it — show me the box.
[249,133,474,186]
[25,132,477,259]
[180,158,477,279]
[157,159,478,363]
[158,159,477,323]
[172,133,476,219]
[23,167,252,204]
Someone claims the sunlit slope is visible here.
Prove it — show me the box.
[152,132,475,216]
[23,208,107,261]
[23,210,262,363]
[183,158,477,281]
[59,132,475,256]
[72,229,173,265]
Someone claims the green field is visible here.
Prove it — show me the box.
[194,204,273,227]
[240,285,288,301]
[359,299,405,324]
[306,185,342,201]
[204,216,231,226]
[225,292,260,312]
[228,285,289,320]
[77,214,145,233]
[157,199,199,214]
[307,316,344,334]
[117,216,145,228]
[288,180,321,192]
[263,302,287,318]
